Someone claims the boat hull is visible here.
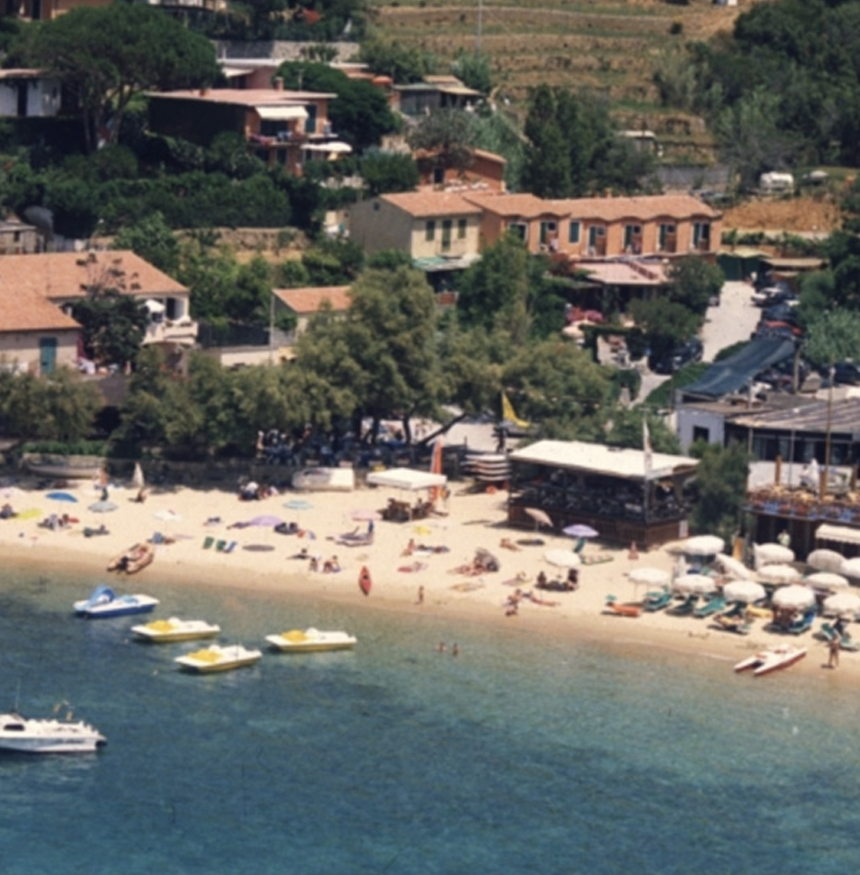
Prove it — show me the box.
[175,656,261,673]
[132,620,220,643]
[0,715,106,754]
[82,597,159,619]
[753,648,807,676]
[265,633,356,653]
[174,645,262,674]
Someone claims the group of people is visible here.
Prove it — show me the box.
[309,554,340,573]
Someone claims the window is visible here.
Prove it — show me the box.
[425,220,436,241]
[587,225,606,252]
[539,221,557,246]
[623,224,642,253]
[693,222,711,249]
[457,218,467,239]
[441,219,452,251]
[658,223,676,251]
[692,426,710,444]
[568,221,581,244]
[305,105,317,135]
[507,222,527,241]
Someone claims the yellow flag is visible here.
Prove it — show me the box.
[502,392,530,429]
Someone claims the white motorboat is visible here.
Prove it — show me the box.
[734,645,807,677]
[74,585,159,619]
[0,711,106,754]
[131,617,221,643]
[265,628,357,653]
[174,643,262,674]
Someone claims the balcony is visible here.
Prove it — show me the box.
[143,317,198,347]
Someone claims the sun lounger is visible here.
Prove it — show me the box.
[223,541,237,554]
[668,594,699,616]
[643,588,672,612]
[203,536,214,549]
[819,622,860,651]
[693,593,726,619]
[713,613,752,634]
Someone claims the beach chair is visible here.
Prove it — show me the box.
[203,536,215,550]
[668,594,699,616]
[713,613,752,635]
[786,609,816,635]
[693,593,726,619]
[643,588,673,612]
[223,541,237,554]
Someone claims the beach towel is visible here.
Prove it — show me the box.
[580,553,613,566]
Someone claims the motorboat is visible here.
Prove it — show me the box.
[265,628,357,653]
[174,643,262,674]
[0,710,106,754]
[73,585,159,619]
[131,617,221,643]
[734,645,807,677]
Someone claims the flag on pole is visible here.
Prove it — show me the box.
[643,417,653,478]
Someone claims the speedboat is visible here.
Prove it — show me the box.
[73,585,159,619]
[174,643,262,674]
[734,645,807,677]
[265,628,357,653]
[131,617,221,643]
[0,710,106,754]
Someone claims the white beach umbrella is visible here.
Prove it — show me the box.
[723,580,767,604]
[807,548,846,573]
[672,573,717,595]
[714,554,753,580]
[626,567,671,587]
[679,535,725,556]
[771,584,816,611]
[839,557,860,579]
[758,563,802,584]
[544,549,580,569]
[525,508,554,530]
[822,591,860,618]
[754,542,795,568]
[805,571,850,590]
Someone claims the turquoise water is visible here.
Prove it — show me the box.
[2,568,860,874]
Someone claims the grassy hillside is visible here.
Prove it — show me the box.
[368,0,750,155]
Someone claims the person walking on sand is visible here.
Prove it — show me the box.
[827,635,840,669]
[417,585,424,605]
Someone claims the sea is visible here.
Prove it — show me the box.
[2,567,860,875]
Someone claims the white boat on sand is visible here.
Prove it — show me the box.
[174,643,262,673]
[132,617,220,643]
[265,628,357,653]
[734,645,807,677]
[0,711,106,754]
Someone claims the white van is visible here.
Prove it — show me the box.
[759,172,795,195]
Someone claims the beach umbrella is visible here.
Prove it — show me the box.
[758,564,801,584]
[723,580,767,604]
[840,557,860,579]
[525,508,553,531]
[248,514,283,527]
[0,485,22,498]
[679,535,724,556]
[713,554,753,580]
[544,549,580,568]
[807,549,845,573]
[672,573,717,595]
[772,584,816,611]
[754,542,795,568]
[823,591,860,617]
[563,524,598,539]
[46,491,78,503]
[626,567,670,587]
[805,571,850,590]
[351,509,382,522]
[284,498,313,511]
[88,500,117,513]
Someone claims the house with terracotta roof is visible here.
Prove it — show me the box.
[2,0,111,21]
[414,147,506,193]
[466,192,722,262]
[0,250,195,374]
[148,85,349,173]
[349,191,483,277]
[273,285,351,336]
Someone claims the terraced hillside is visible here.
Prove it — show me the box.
[369,0,750,153]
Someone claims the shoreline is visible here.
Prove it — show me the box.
[1,478,854,686]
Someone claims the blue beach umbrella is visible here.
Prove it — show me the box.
[46,491,78,503]
[563,524,598,539]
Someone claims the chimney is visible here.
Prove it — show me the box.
[274,77,284,91]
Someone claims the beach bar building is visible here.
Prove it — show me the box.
[507,440,699,548]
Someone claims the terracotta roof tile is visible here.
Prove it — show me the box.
[0,251,188,302]
[150,88,335,105]
[549,194,721,221]
[462,192,566,219]
[379,191,484,218]
[274,285,352,314]
[0,292,80,332]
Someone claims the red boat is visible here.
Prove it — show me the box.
[359,566,372,597]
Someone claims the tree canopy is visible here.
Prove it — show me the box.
[12,4,219,152]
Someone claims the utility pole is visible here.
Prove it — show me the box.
[476,0,483,51]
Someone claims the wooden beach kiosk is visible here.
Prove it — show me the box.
[507,440,699,548]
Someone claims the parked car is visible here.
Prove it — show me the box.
[649,338,704,374]
[820,361,860,386]
[762,302,800,326]
[752,285,796,307]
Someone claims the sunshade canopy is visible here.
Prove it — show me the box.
[366,468,447,491]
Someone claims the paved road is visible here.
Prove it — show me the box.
[701,280,760,361]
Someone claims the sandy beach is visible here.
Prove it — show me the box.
[1,472,853,684]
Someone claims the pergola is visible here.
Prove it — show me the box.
[507,440,699,548]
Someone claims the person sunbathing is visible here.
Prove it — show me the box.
[499,538,520,551]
